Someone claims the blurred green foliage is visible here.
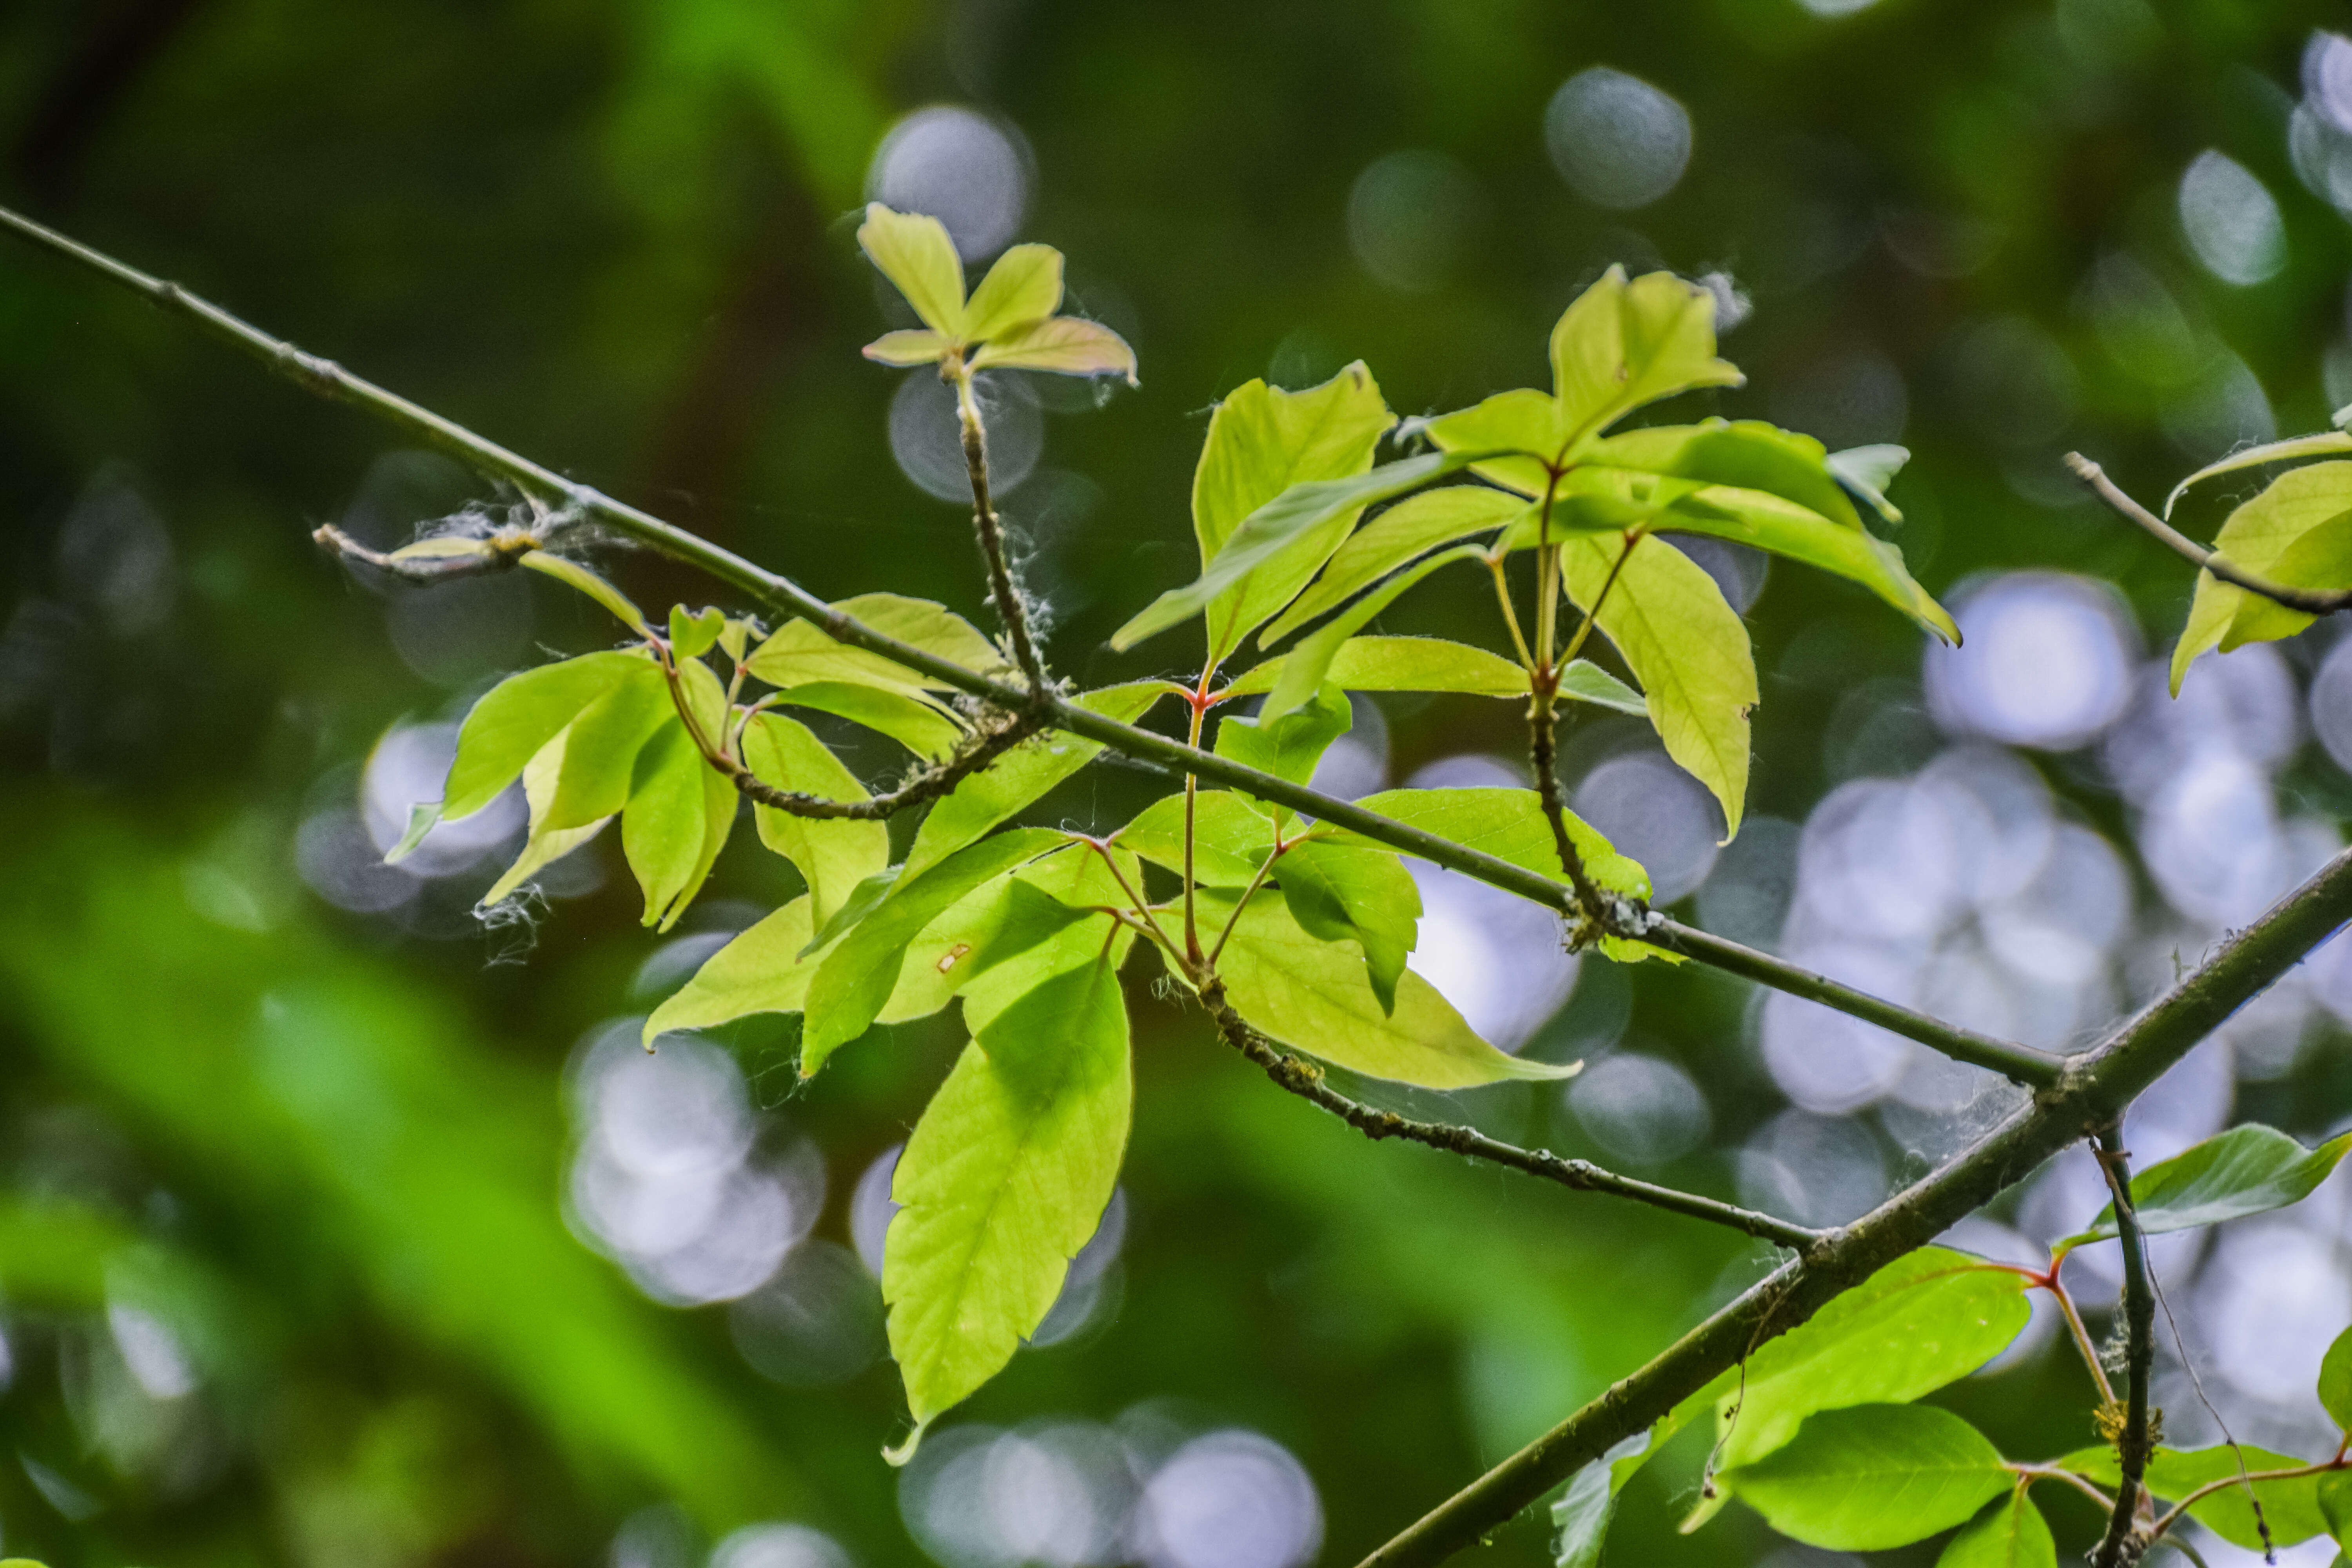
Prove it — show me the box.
[4,1,2352,1564]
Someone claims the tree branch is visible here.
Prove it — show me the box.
[724,705,1046,821]
[2067,453,2352,617]
[0,199,2067,1091]
[1353,842,2352,1566]
[2092,1127,2156,1568]
[1197,982,1822,1252]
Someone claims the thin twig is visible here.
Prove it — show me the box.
[951,363,1049,691]
[2093,1129,2156,1568]
[0,199,2073,1089]
[2151,1460,2348,1543]
[2067,453,2352,616]
[312,521,544,583]
[1526,529,1639,936]
[1198,983,1822,1251]
[2046,1268,2118,1407]
[2010,1462,2119,1513]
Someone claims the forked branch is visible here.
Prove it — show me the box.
[2092,1127,2157,1568]
[2067,453,2352,616]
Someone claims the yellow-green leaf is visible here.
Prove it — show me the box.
[1221,635,1531,699]
[545,659,675,830]
[742,711,889,928]
[1550,267,1744,451]
[2171,463,2352,693]
[1112,790,1274,888]
[862,328,949,367]
[480,728,611,907]
[1937,1491,2055,1568]
[1720,1404,2009,1552]
[441,650,647,821]
[965,316,1138,382]
[769,681,966,760]
[1276,838,1419,1013]
[2165,430,2352,516]
[1260,486,1526,646]
[1252,546,1490,721]
[962,243,1064,341]
[857,204,966,338]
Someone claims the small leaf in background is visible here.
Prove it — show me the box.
[1828,442,1909,523]
[1935,1490,2054,1568]
[1205,887,1574,1087]
[1552,1431,1653,1568]
[1113,789,1274,887]
[961,242,1062,340]
[2321,1323,2352,1431]
[1563,531,1754,838]
[642,895,820,1042]
[1720,1404,2010,1551]
[2169,463,2352,694]
[742,711,889,928]
[1254,544,1492,721]
[545,662,675,830]
[382,800,441,866]
[2062,1123,2352,1250]
[801,828,1065,1073]
[857,204,966,339]
[769,680,967,760]
[667,604,726,659]
[2165,430,2352,516]
[440,650,645,820]
[1221,635,1531,701]
[1261,486,1526,645]
[479,729,612,907]
[1276,838,1420,1013]
[1709,1247,2030,1476]
[898,682,1165,878]
[2065,1444,2330,1549]
[882,954,1131,1454]
[517,551,651,636]
[1213,682,1353,807]
[1132,366,1392,664]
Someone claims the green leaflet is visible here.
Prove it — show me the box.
[1557,661,1648,717]
[1213,682,1353,814]
[2061,1124,2352,1250]
[1721,1404,2010,1551]
[965,316,1137,381]
[1275,838,1419,1013]
[1937,1490,2054,1568]
[668,604,726,658]
[1552,1432,1656,1568]
[2323,1323,2352,1431]
[546,659,676,830]
[481,727,612,907]
[519,551,651,637]
[857,205,966,337]
[1710,1248,2030,1477]
[2165,429,2352,516]
[2323,1472,2352,1557]
[882,954,1131,1455]
[440,650,647,821]
[2171,463,2352,694]
[900,682,1165,878]
[962,242,1061,340]
[1259,486,1527,645]
[2224,510,2352,648]
[1828,443,1910,525]
[1564,531,1755,839]
[1320,786,1664,963]
[644,896,822,1041]
[1589,419,1873,531]
[1122,450,1514,658]
[1203,886,1573,1088]
[620,721,737,932]
[745,593,1002,694]
[1549,267,1744,453]
[800,828,1067,1074]
[1113,366,1394,661]
[768,680,967,760]
[2064,1444,2329,1548]
[742,711,889,928]
[1221,635,1531,700]
[1255,545,1490,722]
[1425,388,1569,498]
[1112,790,1275,888]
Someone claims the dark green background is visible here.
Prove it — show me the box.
[2,2,2348,1564]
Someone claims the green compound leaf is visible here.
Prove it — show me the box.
[2166,430,2352,516]
[2322,1324,2352,1432]
[1112,789,1276,888]
[1221,634,1532,701]
[519,551,652,636]
[857,204,965,339]
[1113,366,1394,661]
[1319,786,1663,962]
[882,953,1131,1457]
[1275,838,1420,1013]
[1203,886,1572,1088]
[1213,682,1354,809]
[1720,1404,2010,1552]
[1936,1490,2054,1568]
[2065,1444,2330,1549]
[742,711,889,928]
[900,682,1165,879]
[1564,531,1755,839]
[1260,486,1527,646]
[440,650,647,821]
[2062,1124,2352,1251]
[1711,1249,2031,1478]
[1255,544,1492,722]
[546,659,677,831]
[768,680,967,760]
[2171,463,2352,695]
[962,242,1062,341]
[480,726,613,907]
[801,828,1066,1074]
